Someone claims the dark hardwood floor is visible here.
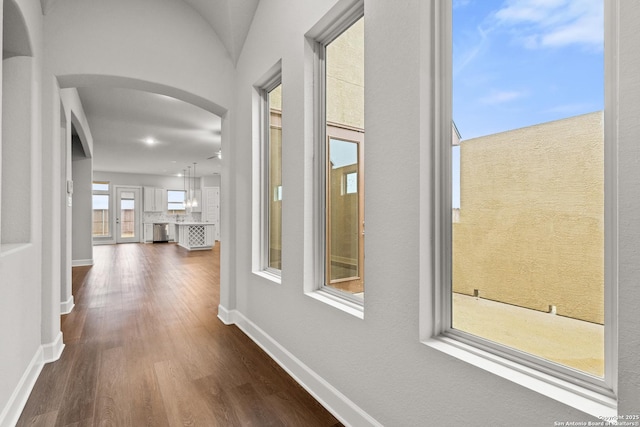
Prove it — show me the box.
[17,243,341,426]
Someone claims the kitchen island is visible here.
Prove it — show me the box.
[174,222,216,251]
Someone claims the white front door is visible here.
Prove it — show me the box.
[115,187,141,243]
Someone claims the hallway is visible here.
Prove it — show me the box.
[17,243,340,426]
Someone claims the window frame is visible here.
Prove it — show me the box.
[311,3,365,309]
[167,189,186,214]
[422,0,618,417]
[258,71,283,278]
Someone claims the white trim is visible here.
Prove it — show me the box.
[0,347,44,427]
[217,304,236,325]
[424,337,616,419]
[60,295,75,314]
[602,0,620,395]
[252,61,284,278]
[253,269,282,285]
[218,306,381,427]
[72,258,93,267]
[42,331,65,363]
[305,289,364,319]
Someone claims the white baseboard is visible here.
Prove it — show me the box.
[60,296,75,315]
[0,333,66,426]
[217,306,381,427]
[42,331,65,363]
[217,304,236,325]
[0,347,44,427]
[72,259,93,267]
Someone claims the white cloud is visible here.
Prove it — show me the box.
[453,0,472,9]
[493,0,603,50]
[480,90,527,105]
[542,102,597,114]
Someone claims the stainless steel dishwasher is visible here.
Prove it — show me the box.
[153,223,169,242]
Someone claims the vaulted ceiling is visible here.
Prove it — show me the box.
[40,0,261,178]
[41,0,259,64]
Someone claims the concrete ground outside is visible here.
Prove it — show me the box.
[453,293,604,377]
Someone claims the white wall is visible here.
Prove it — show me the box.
[224,0,640,425]
[71,154,92,263]
[59,87,93,307]
[0,0,45,425]
[1,56,32,244]
[203,174,221,188]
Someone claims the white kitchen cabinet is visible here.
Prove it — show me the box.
[155,188,165,211]
[143,187,166,212]
[168,223,175,241]
[143,223,154,243]
[176,223,215,250]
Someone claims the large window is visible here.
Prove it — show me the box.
[167,190,186,214]
[92,181,110,238]
[428,0,617,413]
[318,12,365,302]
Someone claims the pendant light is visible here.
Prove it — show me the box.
[182,168,187,210]
[186,166,192,210]
[192,162,199,208]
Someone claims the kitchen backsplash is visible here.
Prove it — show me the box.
[143,212,202,223]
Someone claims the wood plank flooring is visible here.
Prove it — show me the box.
[17,243,341,427]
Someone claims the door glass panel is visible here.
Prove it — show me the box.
[92,194,110,237]
[120,195,135,239]
[328,138,361,288]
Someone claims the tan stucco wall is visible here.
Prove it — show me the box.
[326,17,364,130]
[453,112,604,324]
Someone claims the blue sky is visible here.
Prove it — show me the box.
[452,0,604,207]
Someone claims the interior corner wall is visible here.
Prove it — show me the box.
[0,0,45,425]
[228,0,640,425]
[1,56,32,244]
[71,155,92,264]
[202,174,221,187]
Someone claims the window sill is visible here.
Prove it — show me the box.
[423,335,617,420]
[306,289,364,319]
[253,269,282,285]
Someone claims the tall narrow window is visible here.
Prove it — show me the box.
[92,181,110,238]
[323,14,365,301]
[257,69,282,277]
[445,0,612,390]
[268,84,282,270]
